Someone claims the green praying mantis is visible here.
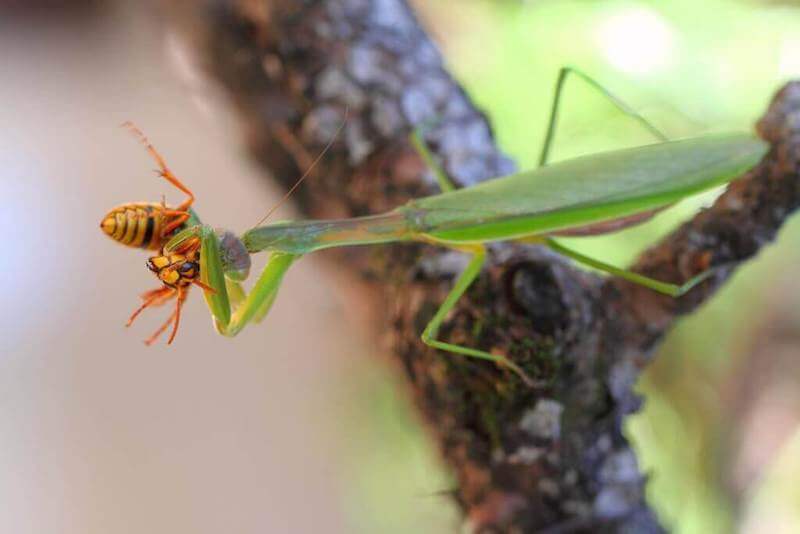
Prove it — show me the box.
[112,68,769,387]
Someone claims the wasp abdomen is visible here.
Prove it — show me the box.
[100,202,165,250]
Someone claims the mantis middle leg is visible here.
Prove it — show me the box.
[411,127,534,385]
[420,246,536,387]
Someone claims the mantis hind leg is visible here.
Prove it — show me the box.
[545,237,718,297]
[421,246,536,387]
[539,67,669,167]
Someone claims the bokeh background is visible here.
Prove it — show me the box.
[2,1,799,533]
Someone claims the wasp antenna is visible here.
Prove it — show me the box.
[252,107,349,229]
[122,121,195,208]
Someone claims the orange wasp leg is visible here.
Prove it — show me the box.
[175,239,216,292]
[126,286,175,328]
[171,235,201,255]
[143,287,188,346]
[166,288,188,344]
[136,235,213,345]
[160,209,191,237]
[140,278,213,346]
[122,121,196,212]
[192,279,215,293]
[144,307,178,346]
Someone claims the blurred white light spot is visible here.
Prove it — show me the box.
[595,7,676,75]
[778,37,800,78]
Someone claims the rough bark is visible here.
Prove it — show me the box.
[167,1,800,531]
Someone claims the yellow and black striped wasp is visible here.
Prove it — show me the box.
[100,123,211,345]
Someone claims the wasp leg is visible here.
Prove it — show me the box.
[144,307,178,346]
[160,209,191,238]
[171,235,201,255]
[168,286,188,344]
[127,286,175,327]
[122,121,195,211]
[139,286,189,346]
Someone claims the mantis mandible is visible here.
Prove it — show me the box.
[111,68,769,387]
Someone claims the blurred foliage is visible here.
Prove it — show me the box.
[334,362,459,533]
[345,1,800,533]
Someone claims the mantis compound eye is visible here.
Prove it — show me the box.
[218,230,250,281]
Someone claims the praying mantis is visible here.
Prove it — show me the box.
[103,68,769,386]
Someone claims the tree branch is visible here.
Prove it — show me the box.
[169,1,800,531]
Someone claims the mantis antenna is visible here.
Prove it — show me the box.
[252,108,349,228]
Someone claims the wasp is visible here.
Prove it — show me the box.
[103,114,339,347]
[100,123,194,250]
[101,123,211,345]
[127,235,212,345]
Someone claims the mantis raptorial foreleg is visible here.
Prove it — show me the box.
[221,252,296,336]
[169,226,298,338]
[539,66,669,167]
